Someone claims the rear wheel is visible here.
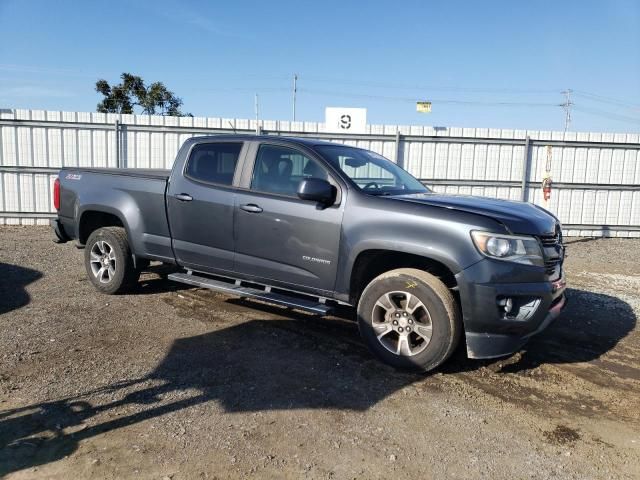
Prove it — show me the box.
[357,268,461,372]
[84,227,140,294]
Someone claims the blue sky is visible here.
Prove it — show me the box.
[0,0,639,132]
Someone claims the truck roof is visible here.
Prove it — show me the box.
[187,134,342,148]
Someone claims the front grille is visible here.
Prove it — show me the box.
[544,259,561,276]
[540,232,561,247]
[539,226,564,278]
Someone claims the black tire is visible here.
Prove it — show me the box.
[84,226,140,295]
[357,268,461,372]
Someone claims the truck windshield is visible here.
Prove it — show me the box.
[315,145,429,196]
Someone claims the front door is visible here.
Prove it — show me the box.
[234,143,344,293]
[166,141,245,274]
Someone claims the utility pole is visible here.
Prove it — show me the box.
[292,73,298,122]
[254,93,260,134]
[561,89,573,132]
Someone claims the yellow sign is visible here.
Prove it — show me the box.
[416,101,432,113]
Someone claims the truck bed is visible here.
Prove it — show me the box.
[57,167,173,262]
[61,167,170,180]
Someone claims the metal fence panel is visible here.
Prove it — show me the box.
[0,108,639,236]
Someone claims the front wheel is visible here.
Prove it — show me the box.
[84,226,140,294]
[357,268,461,372]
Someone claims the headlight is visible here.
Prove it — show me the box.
[470,231,544,266]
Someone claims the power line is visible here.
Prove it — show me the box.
[297,75,561,95]
[572,105,640,125]
[178,80,640,127]
[298,88,558,106]
[573,90,640,111]
[189,87,290,93]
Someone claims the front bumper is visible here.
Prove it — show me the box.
[456,258,568,359]
[465,292,566,358]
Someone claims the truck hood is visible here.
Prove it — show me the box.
[391,193,558,236]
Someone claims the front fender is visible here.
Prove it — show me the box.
[334,194,505,298]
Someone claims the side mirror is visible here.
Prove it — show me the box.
[297,178,337,206]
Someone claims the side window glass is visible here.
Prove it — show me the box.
[185,142,242,185]
[251,145,328,196]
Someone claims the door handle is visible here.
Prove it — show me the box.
[240,204,263,213]
[174,193,193,202]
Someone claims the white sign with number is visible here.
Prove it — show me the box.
[325,107,367,134]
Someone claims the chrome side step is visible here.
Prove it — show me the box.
[167,272,333,316]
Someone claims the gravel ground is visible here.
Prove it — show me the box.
[0,226,639,479]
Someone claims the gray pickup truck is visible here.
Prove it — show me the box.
[51,135,566,371]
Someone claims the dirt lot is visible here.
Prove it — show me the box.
[1,226,639,479]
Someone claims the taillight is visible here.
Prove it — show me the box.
[53,178,60,210]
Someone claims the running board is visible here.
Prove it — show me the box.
[167,272,333,316]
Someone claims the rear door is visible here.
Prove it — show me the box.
[233,142,345,293]
[167,140,246,273]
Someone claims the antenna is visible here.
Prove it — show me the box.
[561,89,573,132]
[227,120,237,134]
[292,73,298,122]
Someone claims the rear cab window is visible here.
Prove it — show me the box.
[185,142,243,186]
